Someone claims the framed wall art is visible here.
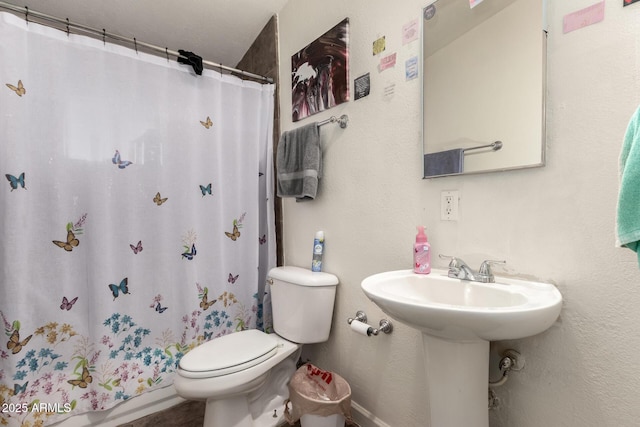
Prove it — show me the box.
[291,18,349,122]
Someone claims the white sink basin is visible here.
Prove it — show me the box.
[361,269,562,341]
[361,269,562,426]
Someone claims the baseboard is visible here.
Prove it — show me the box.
[350,400,392,427]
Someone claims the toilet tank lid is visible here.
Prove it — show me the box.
[268,266,338,286]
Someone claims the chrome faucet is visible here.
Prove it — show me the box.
[439,255,506,283]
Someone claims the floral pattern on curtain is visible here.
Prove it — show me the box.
[0,12,275,427]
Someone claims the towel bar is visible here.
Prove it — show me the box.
[463,140,502,153]
[318,114,349,129]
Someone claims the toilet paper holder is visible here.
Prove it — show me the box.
[347,311,393,336]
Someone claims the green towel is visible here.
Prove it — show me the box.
[617,105,640,265]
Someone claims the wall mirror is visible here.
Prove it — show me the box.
[422,0,546,178]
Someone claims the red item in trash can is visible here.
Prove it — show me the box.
[283,363,354,425]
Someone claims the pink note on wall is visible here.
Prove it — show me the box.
[563,1,605,34]
[379,53,397,71]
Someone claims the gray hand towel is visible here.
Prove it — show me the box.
[424,149,464,177]
[276,123,322,201]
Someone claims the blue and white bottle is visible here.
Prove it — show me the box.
[311,231,325,272]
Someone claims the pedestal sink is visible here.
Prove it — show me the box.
[361,269,562,427]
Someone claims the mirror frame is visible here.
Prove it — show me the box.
[421,0,547,179]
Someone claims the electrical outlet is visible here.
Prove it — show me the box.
[441,190,459,221]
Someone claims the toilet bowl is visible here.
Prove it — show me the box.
[174,266,339,427]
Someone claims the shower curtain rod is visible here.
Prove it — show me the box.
[0,1,274,84]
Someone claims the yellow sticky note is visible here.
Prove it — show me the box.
[373,36,386,55]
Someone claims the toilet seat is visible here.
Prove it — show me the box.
[178,329,278,379]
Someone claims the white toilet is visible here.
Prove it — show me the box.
[174,266,339,427]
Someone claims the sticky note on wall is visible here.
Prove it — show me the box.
[373,36,386,55]
[379,53,397,72]
[402,19,419,44]
[563,1,605,34]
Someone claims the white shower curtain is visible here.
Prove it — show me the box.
[0,12,275,426]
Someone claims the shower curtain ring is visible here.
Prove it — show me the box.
[102,29,106,45]
[24,6,28,24]
[134,38,138,54]
[66,18,70,37]
[166,47,170,61]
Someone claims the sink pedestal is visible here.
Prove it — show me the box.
[422,334,490,427]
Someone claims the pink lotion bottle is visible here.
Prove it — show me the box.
[413,226,431,274]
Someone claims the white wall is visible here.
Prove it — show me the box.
[278,1,640,426]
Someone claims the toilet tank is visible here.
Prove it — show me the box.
[268,266,338,344]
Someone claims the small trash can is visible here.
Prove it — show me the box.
[284,363,354,427]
